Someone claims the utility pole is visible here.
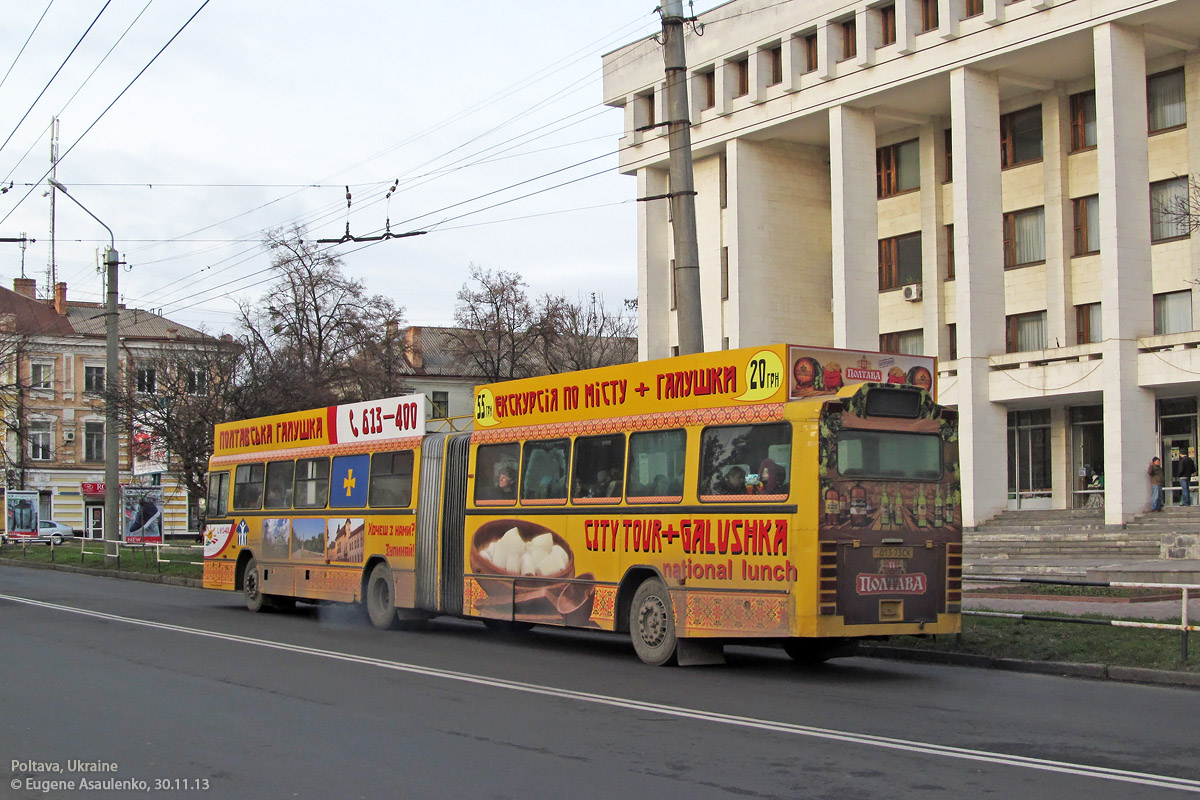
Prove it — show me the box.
[659,0,704,355]
[48,178,121,562]
[47,117,59,292]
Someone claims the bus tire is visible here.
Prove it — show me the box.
[630,577,677,666]
[783,638,860,664]
[244,556,266,613]
[365,562,399,630]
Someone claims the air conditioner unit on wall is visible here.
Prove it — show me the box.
[902,284,923,302]
[62,429,75,442]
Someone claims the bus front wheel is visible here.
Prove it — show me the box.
[630,577,677,666]
[365,562,399,630]
[243,557,265,613]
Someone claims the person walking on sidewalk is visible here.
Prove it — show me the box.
[1177,452,1196,506]
[1148,456,1165,511]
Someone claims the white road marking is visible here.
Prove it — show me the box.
[3,592,1198,793]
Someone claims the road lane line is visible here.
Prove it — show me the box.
[3,592,1198,793]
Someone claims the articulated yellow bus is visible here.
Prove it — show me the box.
[203,344,961,665]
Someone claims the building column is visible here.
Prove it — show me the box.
[919,124,945,356]
[829,104,879,350]
[1043,88,1073,349]
[638,166,671,361]
[950,66,1007,527]
[1094,23,1155,525]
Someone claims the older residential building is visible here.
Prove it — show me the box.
[603,0,1200,528]
[1,277,212,538]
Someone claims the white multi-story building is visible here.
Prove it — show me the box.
[603,0,1200,527]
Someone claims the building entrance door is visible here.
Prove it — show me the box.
[1160,398,1197,506]
[85,504,104,539]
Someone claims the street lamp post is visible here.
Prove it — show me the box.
[48,179,121,561]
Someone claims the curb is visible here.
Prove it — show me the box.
[861,644,1199,689]
[0,557,202,589]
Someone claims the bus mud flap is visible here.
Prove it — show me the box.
[676,639,725,666]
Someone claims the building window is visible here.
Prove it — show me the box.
[1075,303,1101,345]
[1148,68,1186,133]
[669,259,677,310]
[1003,206,1046,268]
[720,247,730,300]
[841,18,857,60]
[136,368,157,395]
[879,4,896,46]
[430,391,449,419]
[1072,195,1100,255]
[719,153,727,209]
[30,363,52,390]
[84,421,104,462]
[639,92,655,130]
[920,0,939,32]
[879,329,923,355]
[1150,177,1190,242]
[947,323,958,360]
[1006,310,1048,353]
[29,421,51,460]
[84,365,105,393]
[878,232,922,290]
[1070,91,1096,152]
[701,70,715,110]
[1000,105,1043,168]
[1154,291,1192,335]
[732,57,749,98]
[965,0,983,17]
[804,33,818,73]
[186,368,208,396]
[766,45,782,86]
[945,224,955,280]
[876,138,920,198]
[943,128,952,182]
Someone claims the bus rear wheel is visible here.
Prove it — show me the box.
[244,557,265,613]
[630,577,677,666]
[365,562,399,630]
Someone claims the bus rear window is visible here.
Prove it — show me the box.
[232,464,264,510]
[837,431,941,480]
[294,457,330,508]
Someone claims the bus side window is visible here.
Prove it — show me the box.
[294,457,330,509]
[626,429,685,503]
[264,460,295,509]
[206,471,229,519]
[369,450,413,507]
[571,434,625,503]
[232,464,265,510]
[521,439,569,503]
[699,422,792,501]
[475,443,520,503]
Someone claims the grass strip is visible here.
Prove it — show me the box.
[892,614,1199,673]
[0,540,201,579]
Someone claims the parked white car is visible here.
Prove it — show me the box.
[1,519,77,545]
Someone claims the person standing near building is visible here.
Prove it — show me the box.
[1176,452,1196,506]
[1148,457,1165,511]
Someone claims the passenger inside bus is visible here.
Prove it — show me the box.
[713,465,748,495]
[758,458,787,494]
[496,466,517,500]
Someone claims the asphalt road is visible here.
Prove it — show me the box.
[2,566,1198,800]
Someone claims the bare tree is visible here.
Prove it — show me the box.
[1160,174,1200,236]
[448,264,547,382]
[537,292,637,373]
[236,225,405,415]
[0,319,32,489]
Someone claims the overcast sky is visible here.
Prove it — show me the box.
[0,2,717,335]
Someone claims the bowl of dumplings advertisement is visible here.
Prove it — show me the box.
[470,519,595,625]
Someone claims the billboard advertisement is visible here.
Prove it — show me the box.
[122,485,164,544]
[5,490,39,540]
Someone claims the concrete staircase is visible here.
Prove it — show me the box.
[964,507,1164,577]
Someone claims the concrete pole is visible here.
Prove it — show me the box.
[660,0,704,355]
[104,246,120,560]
